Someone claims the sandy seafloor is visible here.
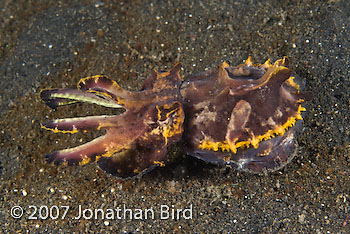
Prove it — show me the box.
[0,0,349,233]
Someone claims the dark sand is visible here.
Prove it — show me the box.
[0,0,349,233]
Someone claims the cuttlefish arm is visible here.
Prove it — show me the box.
[40,88,123,110]
[41,64,184,178]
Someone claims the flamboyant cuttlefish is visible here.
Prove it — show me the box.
[41,57,310,178]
